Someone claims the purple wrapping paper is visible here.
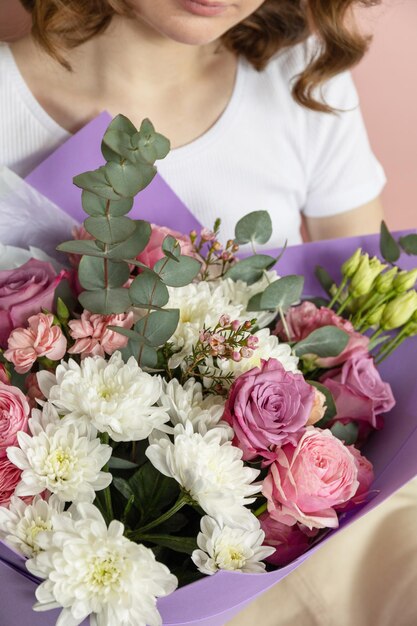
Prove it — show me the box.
[0,117,415,626]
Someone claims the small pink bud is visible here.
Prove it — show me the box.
[246,335,259,349]
[232,351,242,362]
[241,347,253,359]
[219,314,231,327]
[231,320,241,331]
[201,228,215,241]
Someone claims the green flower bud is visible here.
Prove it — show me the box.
[366,304,386,327]
[349,255,387,298]
[404,310,417,336]
[380,291,417,330]
[393,269,417,293]
[341,248,362,278]
[374,267,398,294]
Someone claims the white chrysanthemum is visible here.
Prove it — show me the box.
[7,423,112,503]
[158,378,233,441]
[29,402,94,438]
[221,271,281,328]
[203,328,299,387]
[43,352,169,442]
[26,503,177,626]
[146,422,260,525]
[192,515,275,575]
[167,281,243,369]
[0,495,65,558]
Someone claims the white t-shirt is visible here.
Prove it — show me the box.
[0,41,385,246]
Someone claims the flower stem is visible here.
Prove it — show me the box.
[100,432,114,522]
[254,501,267,517]
[278,306,291,341]
[127,493,192,540]
[329,277,348,309]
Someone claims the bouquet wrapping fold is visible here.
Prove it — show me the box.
[0,116,416,626]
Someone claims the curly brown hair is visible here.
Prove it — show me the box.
[20,0,380,112]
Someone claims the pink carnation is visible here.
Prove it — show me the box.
[0,259,65,348]
[321,354,395,439]
[68,310,134,358]
[274,302,369,368]
[4,313,67,374]
[0,383,30,458]
[223,359,315,460]
[262,428,359,529]
[137,224,196,268]
[259,513,315,567]
[0,457,22,506]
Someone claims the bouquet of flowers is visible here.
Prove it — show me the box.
[0,115,417,626]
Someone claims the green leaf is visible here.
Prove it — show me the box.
[308,381,337,427]
[380,221,401,263]
[139,534,197,555]
[105,160,156,198]
[79,287,132,315]
[82,191,133,217]
[108,327,151,345]
[294,326,349,358]
[78,256,130,290]
[135,309,179,347]
[56,239,107,258]
[153,255,201,287]
[107,220,152,259]
[330,421,359,445]
[399,234,417,256]
[102,130,137,163]
[162,235,181,262]
[247,275,304,312]
[73,167,121,200]
[105,114,137,136]
[84,215,136,244]
[315,265,335,295]
[234,210,273,246]
[108,458,139,470]
[129,271,170,308]
[225,254,276,285]
[136,344,159,369]
[132,119,171,163]
[129,462,180,523]
[56,297,70,321]
[113,477,135,500]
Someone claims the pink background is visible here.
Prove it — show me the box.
[0,0,416,231]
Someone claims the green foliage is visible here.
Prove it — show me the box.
[128,462,180,525]
[330,421,359,445]
[247,275,304,312]
[293,326,349,358]
[81,191,133,217]
[107,221,152,259]
[129,270,170,309]
[225,254,276,285]
[135,309,180,347]
[399,234,417,256]
[78,256,130,290]
[315,265,335,295]
[234,210,272,246]
[380,221,401,263]
[153,255,201,287]
[139,534,197,555]
[162,235,181,261]
[79,287,132,315]
[84,215,136,244]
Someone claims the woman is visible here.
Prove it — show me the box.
[0,0,385,246]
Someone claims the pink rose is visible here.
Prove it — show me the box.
[4,313,67,374]
[259,513,315,567]
[274,302,369,367]
[137,224,196,268]
[321,354,395,437]
[0,457,22,506]
[0,259,65,348]
[336,446,374,512]
[223,359,315,461]
[262,428,359,529]
[0,384,30,458]
[68,310,134,358]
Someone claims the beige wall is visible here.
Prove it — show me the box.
[0,0,416,231]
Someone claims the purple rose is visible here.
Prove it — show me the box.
[0,259,64,347]
[321,354,395,438]
[223,358,315,461]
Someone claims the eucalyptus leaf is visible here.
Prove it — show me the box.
[380,220,401,263]
[234,210,273,245]
[78,256,130,290]
[108,327,151,345]
[56,239,108,258]
[129,462,180,523]
[153,255,201,287]
[129,271,170,308]
[330,421,359,445]
[399,234,417,256]
[294,326,349,358]
[107,220,152,259]
[84,215,136,244]
[137,344,159,369]
[247,275,304,312]
[108,458,139,470]
[105,113,138,136]
[73,167,121,200]
[79,287,132,315]
[315,265,335,295]
[225,254,276,285]
[135,309,179,347]
[162,235,181,261]
[308,381,337,427]
[105,160,156,198]
[102,130,137,163]
[82,191,134,217]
